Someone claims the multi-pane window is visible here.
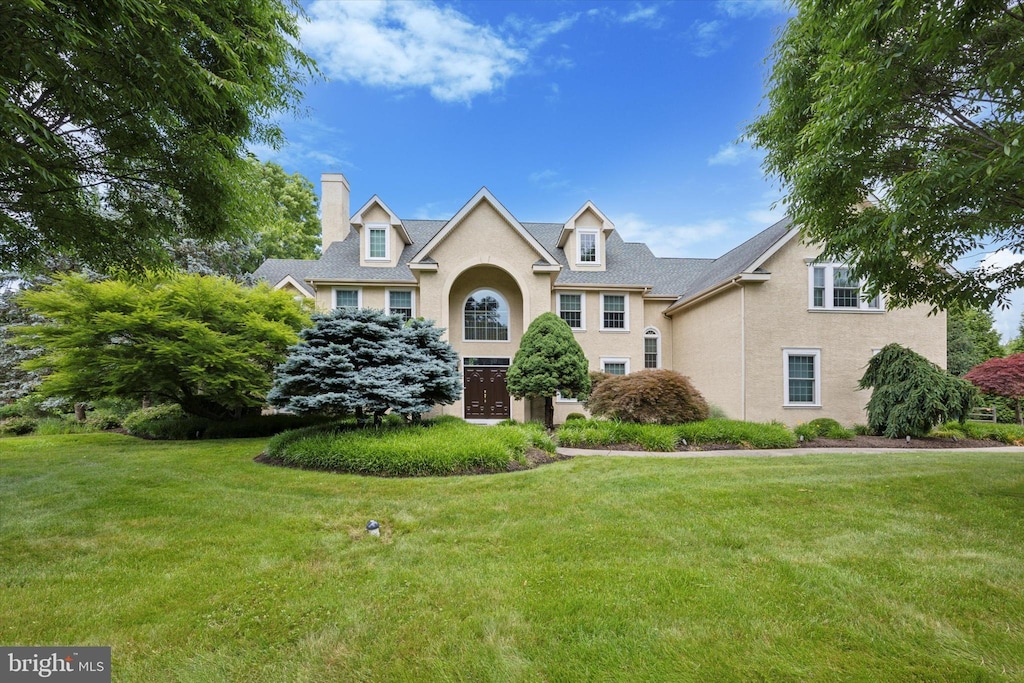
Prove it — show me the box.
[602,294,626,330]
[784,348,820,406]
[368,226,387,259]
[335,289,360,310]
[464,289,509,341]
[559,293,583,329]
[366,229,385,262]
[809,264,882,311]
[603,362,626,375]
[388,290,412,321]
[644,328,660,369]
[578,231,597,263]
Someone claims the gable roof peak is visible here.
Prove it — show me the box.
[351,194,411,244]
[558,200,614,248]
[410,186,559,265]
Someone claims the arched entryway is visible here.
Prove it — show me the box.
[447,265,524,422]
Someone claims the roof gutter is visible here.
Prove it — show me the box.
[662,272,770,317]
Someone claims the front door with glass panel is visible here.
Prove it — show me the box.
[463,358,510,420]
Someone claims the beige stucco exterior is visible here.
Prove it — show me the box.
[268,174,947,427]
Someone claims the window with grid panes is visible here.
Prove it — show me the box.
[389,290,412,321]
[602,294,625,329]
[335,289,359,310]
[559,293,582,329]
[368,226,387,259]
[578,231,597,263]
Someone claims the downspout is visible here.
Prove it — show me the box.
[732,278,746,421]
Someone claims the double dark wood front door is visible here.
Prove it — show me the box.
[464,366,510,420]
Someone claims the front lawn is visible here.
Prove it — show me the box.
[2,434,1023,680]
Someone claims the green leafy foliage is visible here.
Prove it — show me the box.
[556,418,798,450]
[947,306,1005,376]
[265,418,545,476]
[1,0,314,272]
[748,0,1024,311]
[507,312,591,429]
[939,420,1024,444]
[675,419,797,450]
[860,344,976,438]
[0,416,37,436]
[796,418,856,441]
[585,369,709,425]
[269,309,461,423]
[964,353,1024,424]
[122,403,331,440]
[14,273,308,419]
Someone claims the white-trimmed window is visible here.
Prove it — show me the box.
[577,230,599,264]
[367,224,389,260]
[334,288,361,310]
[809,263,882,311]
[601,293,627,331]
[557,292,585,330]
[601,357,629,375]
[464,289,509,342]
[783,348,821,407]
[643,327,661,369]
[386,289,414,321]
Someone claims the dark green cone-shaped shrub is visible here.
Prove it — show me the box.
[860,344,975,438]
[586,369,709,425]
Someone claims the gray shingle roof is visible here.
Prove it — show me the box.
[304,220,446,282]
[250,258,318,296]
[252,212,795,304]
[673,216,795,302]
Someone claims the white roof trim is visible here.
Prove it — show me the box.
[557,201,615,248]
[351,195,411,244]
[747,223,801,272]
[273,275,314,298]
[411,187,558,265]
[663,272,771,316]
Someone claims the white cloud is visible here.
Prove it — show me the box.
[616,213,732,258]
[979,249,1024,273]
[715,0,793,19]
[687,20,733,58]
[621,4,666,28]
[707,142,759,166]
[529,169,571,190]
[304,0,531,104]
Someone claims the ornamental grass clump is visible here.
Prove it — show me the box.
[586,369,709,425]
[860,344,975,438]
[675,419,797,449]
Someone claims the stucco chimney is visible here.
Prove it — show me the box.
[320,173,350,252]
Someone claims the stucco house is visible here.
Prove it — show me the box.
[254,173,946,426]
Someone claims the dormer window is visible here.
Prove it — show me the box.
[577,230,598,264]
[367,224,388,260]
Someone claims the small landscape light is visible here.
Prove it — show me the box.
[906,435,911,444]
[366,520,380,537]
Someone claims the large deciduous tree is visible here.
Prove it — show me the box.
[13,273,308,419]
[965,354,1024,424]
[859,344,975,438]
[268,309,460,424]
[748,0,1024,311]
[946,306,1005,376]
[1,0,314,272]
[506,313,591,429]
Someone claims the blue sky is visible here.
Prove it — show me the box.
[254,0,1021,340]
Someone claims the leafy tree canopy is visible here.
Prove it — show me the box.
[749,0,1024,311]
[13,273,308,419]
[506,312,591,428]
[1,0,314,272]
[946,306,1004,375]
[269,309,461,423]
[859,343,975,437]
[964,353,1024,424]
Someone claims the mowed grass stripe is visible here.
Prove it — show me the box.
[1,433,1022,681]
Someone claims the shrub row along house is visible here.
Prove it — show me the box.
[254,173,945,425]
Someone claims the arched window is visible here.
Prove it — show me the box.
[464,289,509,341]
[643,327,661,369]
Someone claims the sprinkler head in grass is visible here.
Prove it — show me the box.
[367,520,380,537]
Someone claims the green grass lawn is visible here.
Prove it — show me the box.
[2,433,1023,681]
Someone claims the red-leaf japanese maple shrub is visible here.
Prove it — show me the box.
[585,369,709,425]
[965,354,1024,425]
